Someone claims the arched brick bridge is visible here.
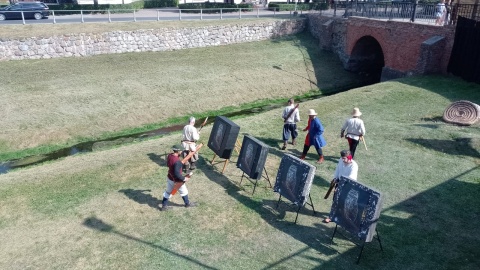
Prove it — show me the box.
[307,16,456,81]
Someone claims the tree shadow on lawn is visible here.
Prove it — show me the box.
[406,137,480,158]
[398,76,480,104]
[293,166,480,269]
[200,155,344,260]
[360,166,480,269]
[82,216,220,270]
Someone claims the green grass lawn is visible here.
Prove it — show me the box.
[0,74,479,269]
[0,31,366,161]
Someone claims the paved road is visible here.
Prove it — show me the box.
[0,8,320,25]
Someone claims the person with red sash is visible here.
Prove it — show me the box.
[300,109,326,163]
[160,145,196,211]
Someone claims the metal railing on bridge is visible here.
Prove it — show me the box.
[336,2,480,25]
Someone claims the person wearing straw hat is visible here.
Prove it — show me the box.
[300,109,327,163]
[340,107,366,159]
[160,144,196,211]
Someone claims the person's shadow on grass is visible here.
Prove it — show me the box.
[147,153,167,167]
[118,189,163,210]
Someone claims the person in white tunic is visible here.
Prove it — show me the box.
[181,116,200,171]
[324,150,358,223]
[340,107,366,159]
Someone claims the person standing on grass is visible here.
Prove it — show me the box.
[281,98,300,150]
[301,109,326,163]
[299,110,312,160]
[160,145,197,211]
[323,149,358,223]
[340,107,366,159]
[181,116,200,171]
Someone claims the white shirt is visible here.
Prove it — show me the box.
[333,159,358,181]
[282,104,300,124]
[341,117,365,141]
[182,124,200,151]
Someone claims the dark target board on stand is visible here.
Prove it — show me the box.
[236,135,271,194]
[207,116,240,173]
[329,176,384,264]
[273,153,316,223]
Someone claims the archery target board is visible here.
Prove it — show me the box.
[207,116,240,159]
[330,176,384,242]
[273,154,316,206]
[236,135,270,180]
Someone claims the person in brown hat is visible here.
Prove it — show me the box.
[160,144,197,211]
[300,109,327,163]
[340,107,366,159]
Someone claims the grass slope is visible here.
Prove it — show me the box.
[0,75,479,269]
[0,31,365,161]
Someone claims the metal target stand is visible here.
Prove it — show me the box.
[330,224,384,264]
[275,194,316,224]
[239,168,272,195]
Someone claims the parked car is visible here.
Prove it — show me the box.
[0,2,49,21]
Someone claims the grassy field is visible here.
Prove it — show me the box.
[0,30,366,161]
[0,73,479,269]
[1,18,480,269]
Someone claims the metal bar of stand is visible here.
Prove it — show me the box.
[239,172,245,186]
[376,228,384,251]
[356,241,366,264]
[263,168,272,188]
[331,224,338,243]
[294,205,302,224]
[252,179,258,195]
[308,194,316,215]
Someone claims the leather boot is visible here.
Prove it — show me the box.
[317,155,324,164]
[300,154,306,160]
[281,141,287,150]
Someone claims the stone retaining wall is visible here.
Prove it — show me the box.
[0,19,305,61]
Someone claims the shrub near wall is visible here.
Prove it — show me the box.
[178,3,252,13]
[49,0,178,13]
[268,1,329,11]
[143,0,179,8]
[49,1,145,14]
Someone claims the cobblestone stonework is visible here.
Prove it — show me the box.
[0,19,305,61]
[306,15,349,68]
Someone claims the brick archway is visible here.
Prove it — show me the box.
[345,17,455,81]
[345,35,385,82]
